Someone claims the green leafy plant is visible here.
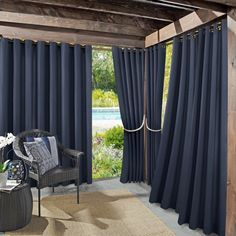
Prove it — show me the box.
[92,89,119,107]
[103,126,124,149]
[0,160,10,173]
[92,126,124,179]
[93,126,124,150]
[92,141,122,179]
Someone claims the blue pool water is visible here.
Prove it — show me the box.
[92,108,121,120]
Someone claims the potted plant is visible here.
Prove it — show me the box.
[0,133,15,187]
[0,160,10,187]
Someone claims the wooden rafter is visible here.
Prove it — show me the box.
[0,1,166,30]
[15,0,191,22]
[205,0,236,7]
[0,0,230,47]
[132,0,197,11]
[0,11,155,37]
[0,24,145,48]
[150,0,227,12]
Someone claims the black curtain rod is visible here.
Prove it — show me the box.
[0,36,142,50]
[0,35,88,47]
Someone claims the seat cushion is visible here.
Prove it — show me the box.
[24,140,58,175]
[30,166,79,189]
[25,136,59,167]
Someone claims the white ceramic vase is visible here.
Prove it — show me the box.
[0,172,7,187]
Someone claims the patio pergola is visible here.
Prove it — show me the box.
[0,1,235,235]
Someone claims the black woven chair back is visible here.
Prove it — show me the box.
[15,129,54,156]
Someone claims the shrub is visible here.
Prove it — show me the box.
[92,89,119,107]
[92,142,122,179]
[92,126,124,179]
[93,131,105,148]
[93,126,124,150]
[103,126,123,149]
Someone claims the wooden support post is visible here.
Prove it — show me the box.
[226,8,236,236]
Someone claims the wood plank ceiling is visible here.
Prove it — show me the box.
[0,0,230,47]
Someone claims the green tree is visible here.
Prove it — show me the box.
[162,43,173,122]
[92,49,116,92]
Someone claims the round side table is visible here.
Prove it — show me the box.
[0,183,33,232]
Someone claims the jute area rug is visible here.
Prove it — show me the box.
[6,189,175,236]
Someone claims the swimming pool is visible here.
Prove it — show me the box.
[92,107,121,120]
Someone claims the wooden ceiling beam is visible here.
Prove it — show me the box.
[0,1,166,31]
[0,21,145,40]
[0,11,155,37]
[155,0,227,12]
[137,0,197,11]
[204,0,236,7]
[134,0,197,11]
[0,24,145,48]
[16,0,189,22]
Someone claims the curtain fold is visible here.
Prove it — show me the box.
[112,47,145,183]
[150,19,227,236]
[146,44,166,184]
[0,38,92,184]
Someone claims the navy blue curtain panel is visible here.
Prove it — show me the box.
[150,19,227,235]
[112,47,145,183]
[0,38,92,184]
[146,44,166,185]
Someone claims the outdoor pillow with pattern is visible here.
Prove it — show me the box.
[25,136,59,167]
[24,140,57,175]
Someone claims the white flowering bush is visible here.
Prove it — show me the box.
[0,133,15,149]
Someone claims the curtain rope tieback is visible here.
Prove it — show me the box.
[123,115,146,133]
[145,119,162,132]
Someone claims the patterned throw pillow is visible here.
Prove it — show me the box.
[26,136,59,167]
[24,140,58,175]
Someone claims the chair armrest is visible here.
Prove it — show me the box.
[62,147,84,160]
[59,145,84,162]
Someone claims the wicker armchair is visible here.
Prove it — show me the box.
[13,129,83,217]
